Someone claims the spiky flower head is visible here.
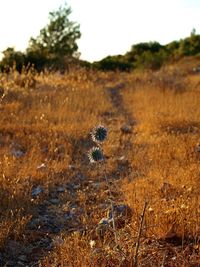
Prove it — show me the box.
[91,125,108,143]
[88,146,104,163]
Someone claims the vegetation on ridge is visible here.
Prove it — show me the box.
[0,1,200,72]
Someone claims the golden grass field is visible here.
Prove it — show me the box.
[0,58,200,266]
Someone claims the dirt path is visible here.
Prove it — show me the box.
[1,80,135,267]
[104,83,135,175]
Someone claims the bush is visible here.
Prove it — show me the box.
[93,55,133,71]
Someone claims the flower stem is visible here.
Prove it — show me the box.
[134,201,148,267]
[102,158,118,245]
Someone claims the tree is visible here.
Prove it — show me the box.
[166,41,180,59]
[27,4,81,66]
[94,55,133,71]
[0,47,25,71]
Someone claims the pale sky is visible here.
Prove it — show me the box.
[0,0,200,62]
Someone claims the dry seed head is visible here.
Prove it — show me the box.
[91,125,108,143]
[88,146,104,163]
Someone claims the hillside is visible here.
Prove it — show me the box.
[0,57,200,266]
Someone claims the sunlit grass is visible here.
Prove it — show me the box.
[0,60,200,265]
[122,68,200,242]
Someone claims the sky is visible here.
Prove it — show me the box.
[0,0,200,62]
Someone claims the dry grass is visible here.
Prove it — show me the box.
[0,60,200,266]
[122,64,200,265]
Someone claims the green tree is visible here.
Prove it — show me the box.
[125,41,163,64]
[134,50,167,70]
[0,47,25,71]
[166,40,180,59]
[94,55,133,71]
[27,4,81,69]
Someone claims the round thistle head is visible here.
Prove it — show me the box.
[91,125,108,143]
[88,147,104,163]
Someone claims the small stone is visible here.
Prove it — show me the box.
[41,147,48,153]
[37,163,47,170]
[181,204,188,209]
[64,211,72,220]
[120,125,132,134]
[57,186,65,193]
[118,156,125,161]
[187,186,193,193]
[11,149,25,158]
[89,240,96,249]
[192,67,200,74]
[92,182,100,189]
[148,207,154,212]
[73,184,81,190]
[31,186,43,197]
[49,198,60,205]
[68,164,76,170]
[70,207,77,216]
